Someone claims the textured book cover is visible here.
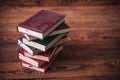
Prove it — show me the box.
[18,10,65,40]
[24,23,69,40]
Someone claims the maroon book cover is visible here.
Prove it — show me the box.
[18,10,65,34]
[23,23,69,40]
[18,50,46,67]
[19,50,44,62]
[21,48,55,62]
[21,51,59,72]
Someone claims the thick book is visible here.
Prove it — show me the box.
[18,10,65,40]
[18,37,41,55]
[24,23,69,40]
[21,52,58,73]
[51,36,66,47]
[48,23,69,36]
[23,45,63,62]
[18,36,66,55]
[19,50,46,67]
[22,33,66,52]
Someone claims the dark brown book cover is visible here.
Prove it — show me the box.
[18,10,65,34]
[54,23,69,31]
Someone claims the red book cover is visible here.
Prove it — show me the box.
[23,47,56,61]
[18,10,65,39]
[19,50,44,62]
[18,50,46,67]
[23,23,69,40]
[22,61,48,73]
[23,45,63,62]
[21,52,59,73]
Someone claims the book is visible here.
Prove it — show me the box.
[18,37,41,55]
[22,33,66,52]
[17,10,65,40]
[18,36,66,55]
[48,23,69,36]
[23,45,63,62]
[24,23,69,40]
[52,36,66,47]
[19,50,46,67]
[22,61,47,73]
[21,52,58,73]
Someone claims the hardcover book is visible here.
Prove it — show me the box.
[21,52,58,73]
[48,23,69,36]
[18,10,65,40]
[24,23,69,40]
[18,36,66,55]
[19,50,46,67]
[23,45,63,62]
[22,61,47,73]
[22,33,66,52]
[51,36,66,47]
[18,37,41,55]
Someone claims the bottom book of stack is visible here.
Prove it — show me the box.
[18,45,63,73]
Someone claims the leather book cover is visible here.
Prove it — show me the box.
[18,10,65,34]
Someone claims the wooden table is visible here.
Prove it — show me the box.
[0,5,120,79]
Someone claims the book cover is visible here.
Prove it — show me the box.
[22,61,47,73]
[21,51,59,73]
[18,10,65,40]
[24,45,63,62]
[19,50,46,67]
[48,23,69,36]
[18,37,41,55]
[22,33,66,52]
[24,23,69,40]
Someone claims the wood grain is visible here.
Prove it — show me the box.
[0,59,120,79]
[0,0,120,7]
[0,4,120,79]
[0,6,120,61]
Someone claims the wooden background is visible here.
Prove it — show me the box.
[0,0,120,79]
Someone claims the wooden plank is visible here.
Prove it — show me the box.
[36,76,120,80]
[0,5,120,80]
[0,6,120,32]
[0,59,120,79]
[0,30,120,41]
[0,31,120,48]
[0,0,119,7]
[0,6,120,62]
[0,40,120,62]
[36,77,120,80]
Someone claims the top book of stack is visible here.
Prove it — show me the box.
[17,10,65,40]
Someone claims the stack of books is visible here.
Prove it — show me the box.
[17,10,69,73]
